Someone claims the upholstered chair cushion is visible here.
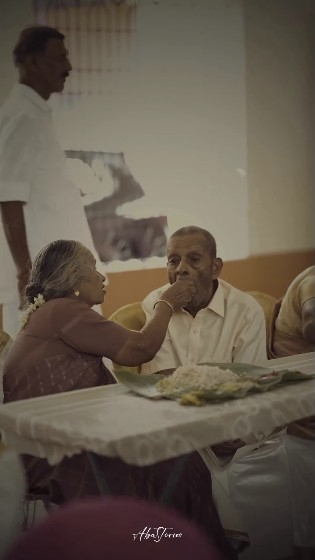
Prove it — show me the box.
[109,303,146,375]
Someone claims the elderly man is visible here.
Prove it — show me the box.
[0,25,97,336]
[140,226,312,555]
[141,226,267,457]
[141,226,267,374]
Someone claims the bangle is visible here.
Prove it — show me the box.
[153,299,175,316]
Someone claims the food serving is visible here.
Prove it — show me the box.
[154,364,310,405]
[115,363,311,407]
[156,364,245,393]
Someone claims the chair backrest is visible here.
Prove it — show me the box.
[109,303,146,375]
[0,329,11,354]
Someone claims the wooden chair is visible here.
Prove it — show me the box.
[108,302,146,375]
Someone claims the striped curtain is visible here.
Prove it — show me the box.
[33,0,137,97]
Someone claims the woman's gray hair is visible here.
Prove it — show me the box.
[24,240,94,306]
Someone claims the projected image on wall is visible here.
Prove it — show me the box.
[65,148,167,263]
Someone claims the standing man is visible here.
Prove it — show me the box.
[0,26,98,336]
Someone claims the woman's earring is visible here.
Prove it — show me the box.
[74,290,80,297]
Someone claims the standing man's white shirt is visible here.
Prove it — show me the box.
[0,84,98,334]
[141,279,267,373]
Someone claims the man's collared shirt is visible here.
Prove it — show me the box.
[141,279,267,373]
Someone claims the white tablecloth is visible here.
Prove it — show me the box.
[0,353,314,466]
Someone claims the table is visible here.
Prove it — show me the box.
[0,353,314,467]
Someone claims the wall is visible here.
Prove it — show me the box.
[49,0,250,261]
[0,0,33,104]
[245,0,314,254]
[0,0,314,319]
[103,0,314,315]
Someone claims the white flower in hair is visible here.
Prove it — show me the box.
[20,293,46,330]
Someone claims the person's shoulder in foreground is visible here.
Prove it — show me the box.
[269,265,315,358]
[279,266,315,323]
[141,225,267,373]
[273,268,315,438]
[5,496,225,560]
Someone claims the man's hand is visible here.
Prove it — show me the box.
[160,278,196,312]
[1,202,32,308]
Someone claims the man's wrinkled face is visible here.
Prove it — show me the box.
[34,38,72,95]
[166,233,222,311]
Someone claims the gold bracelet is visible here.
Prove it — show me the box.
[153,299,175,315]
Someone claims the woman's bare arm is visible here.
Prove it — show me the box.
[112,279,195,366]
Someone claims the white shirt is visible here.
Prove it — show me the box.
[0,84,97,303]
[141,279,267,373]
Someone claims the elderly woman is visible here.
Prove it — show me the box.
[3,240,235,560]
[3,239,195,400]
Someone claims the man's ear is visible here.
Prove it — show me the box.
[23,52,39,72]
[212,258,223,278]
